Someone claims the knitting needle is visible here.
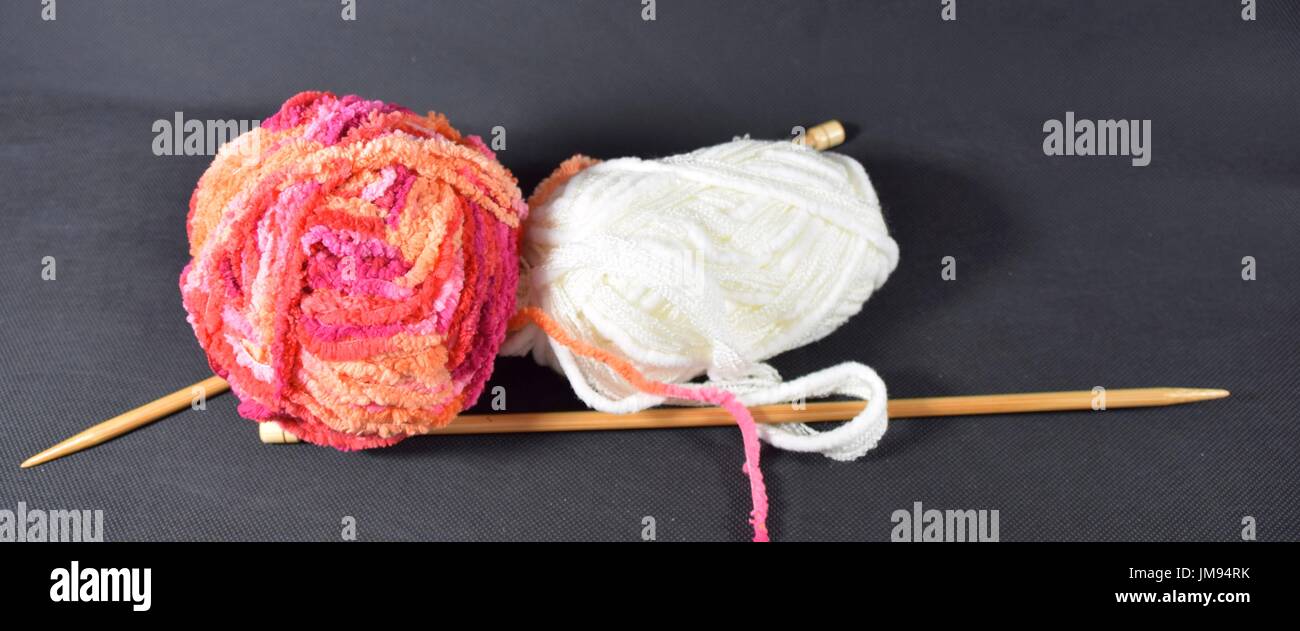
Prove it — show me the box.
[254,386,1229,443]
[17,379,1229,464]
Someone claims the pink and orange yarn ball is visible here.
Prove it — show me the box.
[180,91,527,450]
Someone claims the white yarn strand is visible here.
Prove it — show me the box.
[504,139,899,460]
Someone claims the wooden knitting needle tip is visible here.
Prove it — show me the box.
[20,376,230,469]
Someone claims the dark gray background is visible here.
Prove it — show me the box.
[1,0,1296,541]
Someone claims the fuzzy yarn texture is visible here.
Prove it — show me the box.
[181,91,526,449]
[505,139,900,462]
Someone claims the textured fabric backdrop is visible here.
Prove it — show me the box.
[1,0,1296,541]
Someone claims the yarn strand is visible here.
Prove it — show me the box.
[510,306,770,542]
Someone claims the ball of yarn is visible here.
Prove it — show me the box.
[181,91,526,449]
[504,138,899,461]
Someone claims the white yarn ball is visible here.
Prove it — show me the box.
[503,138,899,460]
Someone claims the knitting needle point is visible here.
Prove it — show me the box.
[19,376,230,469]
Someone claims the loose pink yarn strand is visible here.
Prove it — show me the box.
[512,307,769,542]
[661,383,770,542]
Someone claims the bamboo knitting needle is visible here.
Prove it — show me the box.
[21,380,1228,464]
[257,386,1229,443]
